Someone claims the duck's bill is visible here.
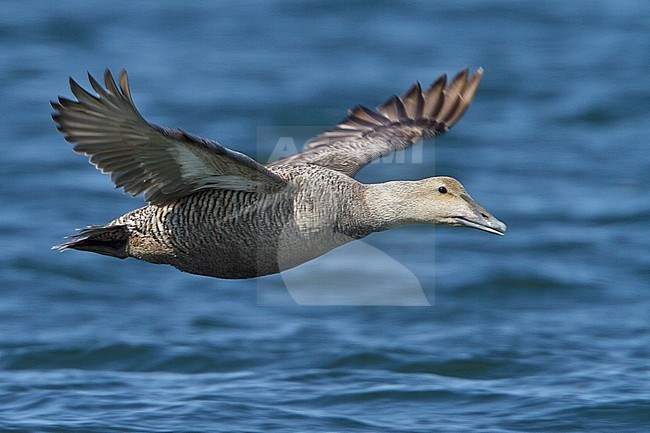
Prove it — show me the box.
[454,217,507,236]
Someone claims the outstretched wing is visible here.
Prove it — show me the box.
[52,69,287,205]
[269,68,482,177]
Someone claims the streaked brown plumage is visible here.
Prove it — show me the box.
[52,68,506,279]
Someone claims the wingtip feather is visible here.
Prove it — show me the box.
[103,68,120,96]
[118,69,132,102]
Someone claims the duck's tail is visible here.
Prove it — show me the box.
[53,225,130,259]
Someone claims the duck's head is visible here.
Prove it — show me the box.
[364,176,507,235]
[413,176,506,235]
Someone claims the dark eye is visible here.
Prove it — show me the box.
[438,186,448,194]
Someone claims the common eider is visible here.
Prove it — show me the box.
[52,68,506,279]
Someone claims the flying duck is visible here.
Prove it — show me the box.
[52,68,506,279]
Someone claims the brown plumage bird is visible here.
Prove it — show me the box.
[52,68,505,279]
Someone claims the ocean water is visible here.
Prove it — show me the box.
[1,1,649,431]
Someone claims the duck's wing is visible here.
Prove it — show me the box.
[269,68,482,177]
[52,69,287,205]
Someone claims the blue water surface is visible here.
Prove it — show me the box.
[1,1,649,432]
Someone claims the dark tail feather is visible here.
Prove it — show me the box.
[53,225,129,259]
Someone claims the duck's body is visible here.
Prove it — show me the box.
[106,165,362,278]
[53,68,506,279]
